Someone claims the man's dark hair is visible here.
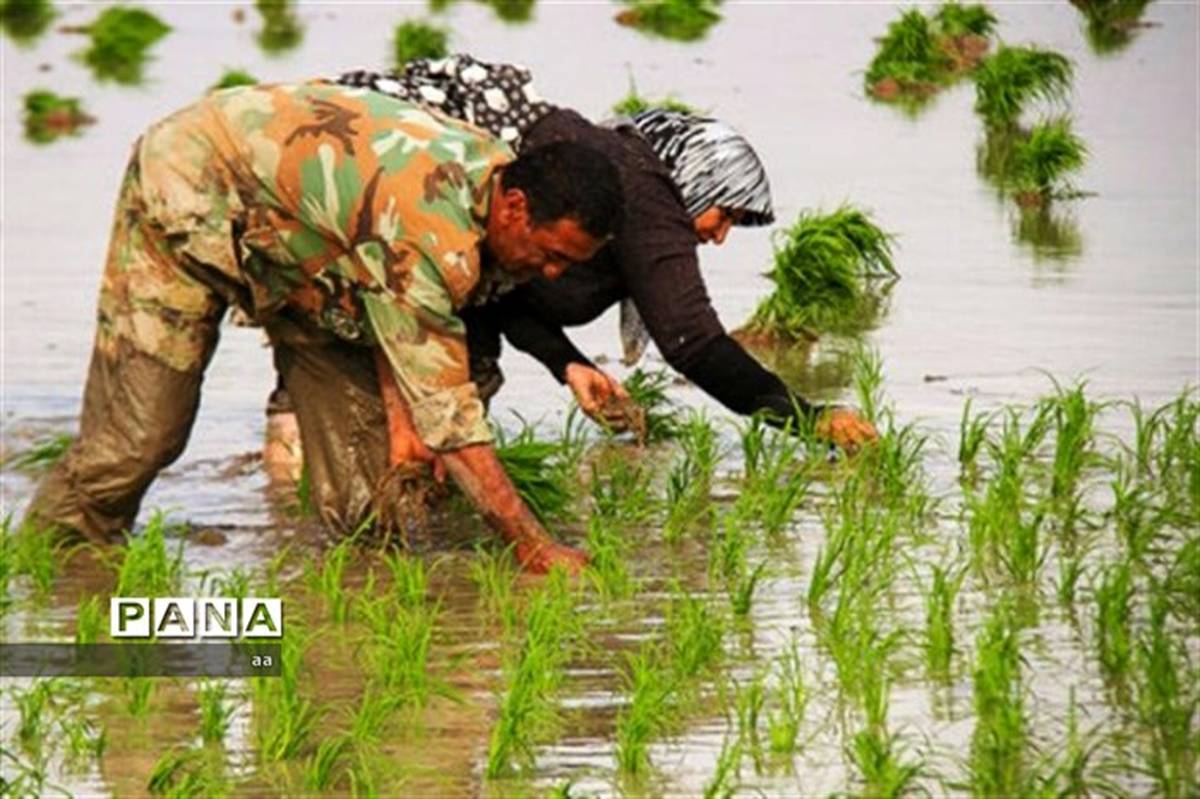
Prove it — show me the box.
[501,142,623,239]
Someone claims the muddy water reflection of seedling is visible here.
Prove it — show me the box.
[1011,118,1088,209]
[741,206,897,343]
[393,20,448,67]
[256,0,303,54]
[615,0,722,43]
[74,5,171,85]
[0,0,55,44]
[973,45,1073,132]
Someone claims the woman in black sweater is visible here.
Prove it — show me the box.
[330,56,876,449]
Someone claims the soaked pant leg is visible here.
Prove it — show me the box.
[24,153,225,544]
[265,315,392,534]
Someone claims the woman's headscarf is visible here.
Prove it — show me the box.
[624,108,775,227]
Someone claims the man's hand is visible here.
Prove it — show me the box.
[816,407,879,453]
[376,349,445,481]
[564,363,631,429]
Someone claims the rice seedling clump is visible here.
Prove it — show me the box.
[615,0,723,42]
[393,20,449,67]
[741,206,896,343]
[865,3,997,105]
[973,44,1073,131]
[0,0,55,44]
[1010,117,1088,208]
[76,5,171,85]
[256,0,303,53]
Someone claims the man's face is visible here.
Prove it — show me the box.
[485,187,606,281]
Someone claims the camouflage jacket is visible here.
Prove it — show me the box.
[128,82,512,449]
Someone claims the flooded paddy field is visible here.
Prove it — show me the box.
[2,2,1197,797]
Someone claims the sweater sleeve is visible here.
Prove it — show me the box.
[493,291,594,382]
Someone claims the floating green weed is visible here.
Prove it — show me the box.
[393,20,447,67]
[973,45,1073,130]
[4,432,73,470]
[744,206,896,341]
[211,69,257,90]
[256,0,303,53]
[615,0,722,42]
[77,5,171,85]
[0,0,55,44]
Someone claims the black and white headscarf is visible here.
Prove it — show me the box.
[337,55,775,227]
[622,109,775,227]
[338,55,553,150]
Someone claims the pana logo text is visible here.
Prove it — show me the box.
[110,598,284,639]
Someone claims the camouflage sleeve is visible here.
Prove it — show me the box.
[361,245,492,452]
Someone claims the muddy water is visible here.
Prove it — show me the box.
[1,2,1197,797]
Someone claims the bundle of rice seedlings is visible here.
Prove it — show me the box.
[615,0,722,43]
[1010,117,1088,207]
[494,421,575,523]
[393,20,448,67]
[77,5,171,85]
[865,4,995,103]
[973,45,1073,130]
[742,206,897,342]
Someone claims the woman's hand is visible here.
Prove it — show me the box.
[816,407,879,453]
[564,363,631,429]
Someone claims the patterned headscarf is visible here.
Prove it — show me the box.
[623,108,775,227]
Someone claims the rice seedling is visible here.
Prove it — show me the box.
[470,545,519,629]
[0,0,55,44]
[361,594,441,705]
[590,457,656,525]
[933,2,998,38]
[5,518,61,597]
[1071,0,1153,54]
[1011,117,1088,207]
[255,0,302,53]
[1093,559,1134,679]
[664,589,724,680]
[393,20,448,67]
[147,746,226,797]
[728,560,768,618]
[59,715,106,771]
[1055,547,1086,608]
[345,684,404,745]
[922,562,966,680]
[848,727,924,798]
[612,79,697,117]
[495,421,575,523]
[1134,589,1198,797]
[969,598,1028,797]
[615,0,722,43]
[1110,470,1161,564]
[973,45,1073,131]
[198,680,232,743]
[304,733,352,791]
[4,432,73,469]
[958,399,995,484]
[75,5,171,85]
[703,733,743,799]
[255,629,320,762]
[15,678,64,751]
[124,677,154,717]
[383,550,428,609]
[585,515,635,601]
[305,537,355,624]
[742,206,896,342]
[75,594,104,645]
[115,511,185,596]
[733,672,766,758]
[622,368,682,443]
[1165,536,1199,621]
[766,637,808,754]
[486,568,580,778]
[211,69,258,90]
[208,566,253,601]
[614,645,677,776]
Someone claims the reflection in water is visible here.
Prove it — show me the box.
[1069,0,1154,55]
[0,0,55,45]
[22,91,96,145]
[737,335,859,402]
[256,0,303,55]
[976,125,1023,195]
[1013,206,1084,270]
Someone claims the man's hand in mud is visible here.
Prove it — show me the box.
[387,421,446,482]
[816,407,879,453]
[564,363,631,430]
